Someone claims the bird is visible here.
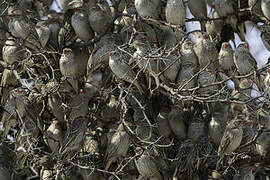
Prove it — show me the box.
[88,5,111,35]
[157,108,172,138]
[217,120,243,168]
[177,64,197,91]
[234,42,258,75]
[249,0,263,16]
[0,69,19,104]
[234,42,262,91]
[47,10,62,49]
[68,89,90,121]
[218,42,236,76]
[7,8,42,51]
[59,117,88,156]
[167,106,187,138]
[209,113,226,145]
[188,0,207,31]
[259,24,270,52]
[70,3,94,42]
[206,10,224,38]
[197,70,218,95]
[87,33,121,74]
[132,38,160,75]
[161,49,181,83]
[187,119,207,141]
[45,121,64,153]
[240,120,256,153]
[2,36,27,65]
[134,147,164,180]
[35,20,51,48]
[109,50,143,94]
[165,0,186,27]
[214,0,246,41]
[233,165,255,180]
[256,131,270,156]
[58,0,73,12]
[193,32,219,70]
[261,0,270,20]
[134,0,162,19]
[180,39,198,67]
[105,123,130,171]
[120,2,137,27]
[264,68,270,95]
[59,48,79,93]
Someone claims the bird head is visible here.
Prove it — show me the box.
[62,48,74,59]
[238,42,249,51]
[203,33,209,40]
[221,42,230,50]
[109,51,115,57]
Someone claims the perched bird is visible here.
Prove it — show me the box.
[59,0,72,12]
[162,50,181,83]
[187,119,207,141]
[40,167,54,180]
[168,106,187,138]
[264,69,270,95]
[230,78,252,117]
[259,24,270,52]
[120,2,137,27]
[132,38,160,75]
[59,117,88,156]
[100,95,120,122]
[256,131,270,156]
[1,88,27,136]
[46,82,65,122]
[261,0,270,20]
[188,0,207,31]
[180,39,198,67]
[214,0,245,40]
[232,165,255,180]
[0,69,19,104]
[45,121,64,153]
[206,10,224,38]
[165,0,186,27]
[193,32,218,70]
[234,42,258,75]
[234,42,261,91]
[177,64,197,97]
[109,50,143,94]
[2,36,27,65]
[68,89,90,120]
[8,9,42,51]
[156,25,177,48]
[88,5,111,35]
[70,4,94,42]
[197,70,218,95]
[88,33,120,73]
[0,166,11,180]
[59,48,79,93]
[134,147,164,180]
[249,0,263,16]
[218,42,235,75]
[217,120,243,167]
[105,123,130,170]
[209,113,226,145]
[35,20,51,48]
[157,108,172,138]
[48,10,62,49]
[135,0,162,19]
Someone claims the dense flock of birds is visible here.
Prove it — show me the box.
[1,0,270,179]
